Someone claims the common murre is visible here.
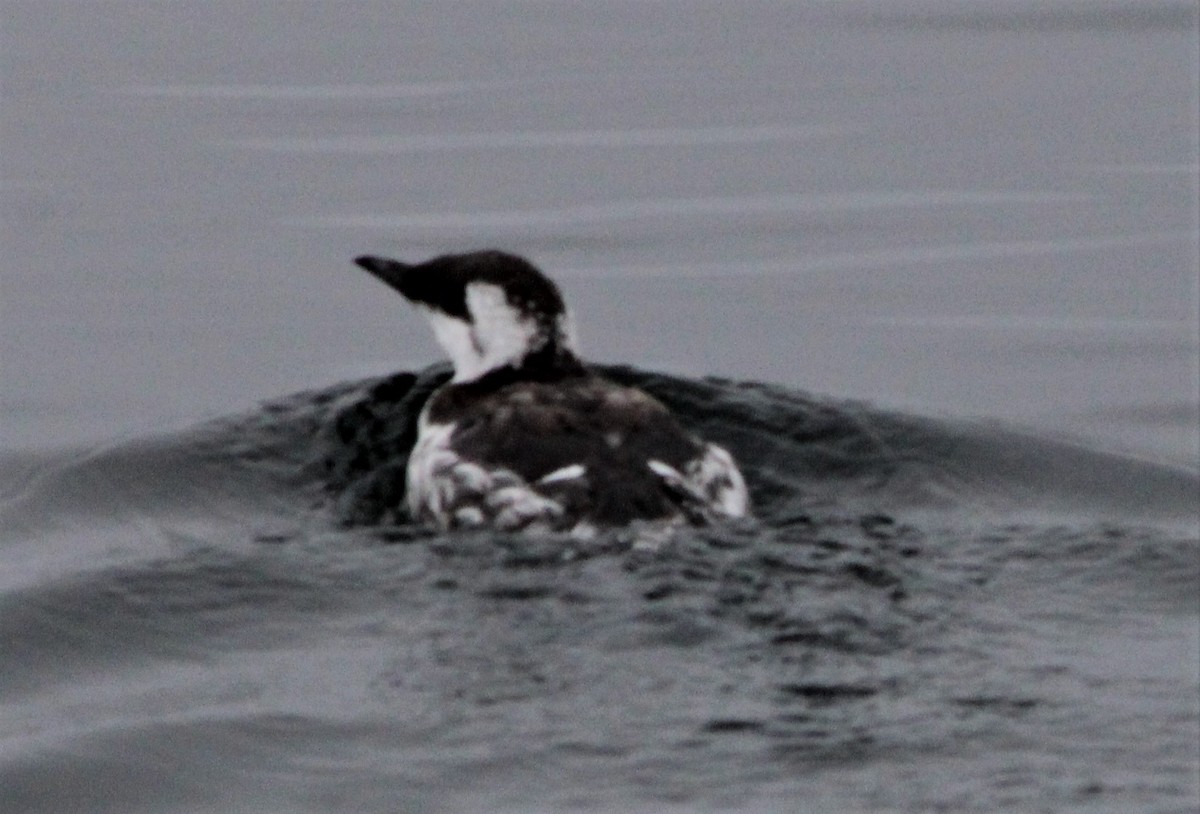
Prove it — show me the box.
[353,250,749,536]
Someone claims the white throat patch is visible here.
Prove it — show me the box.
[422,283,536,383]
[422,309,484,382]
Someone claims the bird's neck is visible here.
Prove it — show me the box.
[458,341,585,386]
[448,312,582,384]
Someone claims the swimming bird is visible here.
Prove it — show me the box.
[353,250,749,536]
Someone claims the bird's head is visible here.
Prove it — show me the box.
[355,250,581,383]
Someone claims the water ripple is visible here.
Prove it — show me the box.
[554,231,1191,279]
[113,80,537,100]
[224,124,842,153]
[291,190,1090,233]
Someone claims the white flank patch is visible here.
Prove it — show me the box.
[694,443,750,518]
[406,419,457,521]
[649,448,750,519]
[407,414,568,530]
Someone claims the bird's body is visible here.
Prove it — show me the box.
[353,250,749,535]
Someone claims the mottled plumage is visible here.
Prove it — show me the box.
[354,250,749,535]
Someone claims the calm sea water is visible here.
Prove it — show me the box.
[2,1,1198,812]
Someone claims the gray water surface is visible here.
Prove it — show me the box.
[2,0,1197,461]
[1,1,1198,812]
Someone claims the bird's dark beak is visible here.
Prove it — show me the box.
[354,255,413,297]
